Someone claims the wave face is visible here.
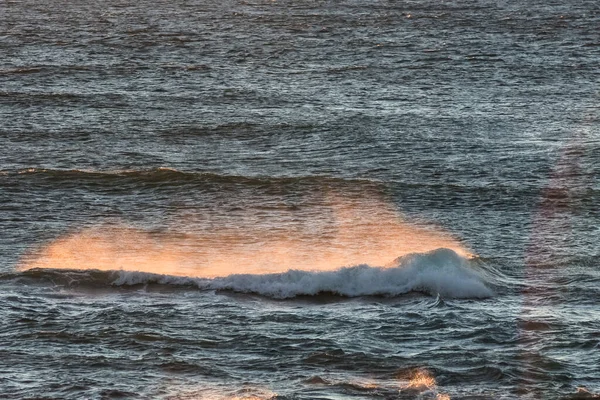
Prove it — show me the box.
[15,249,493,299]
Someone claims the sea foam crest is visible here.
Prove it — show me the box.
[112,248,493,299]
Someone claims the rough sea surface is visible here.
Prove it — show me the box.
[1,0,599,398]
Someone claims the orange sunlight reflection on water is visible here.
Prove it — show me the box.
[164,385,277,400]
[19,193,470,277]
[400,369,451,400]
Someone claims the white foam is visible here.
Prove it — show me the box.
[111,248,494,299]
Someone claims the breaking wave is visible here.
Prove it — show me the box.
[9,249,494,299]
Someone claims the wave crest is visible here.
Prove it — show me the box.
[14,249,493,299]
[201,248,492,298]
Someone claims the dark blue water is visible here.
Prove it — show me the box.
[1,0,599,398]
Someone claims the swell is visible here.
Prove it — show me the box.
[5,167,596,199]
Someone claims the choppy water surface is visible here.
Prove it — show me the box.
[1,0,599,398]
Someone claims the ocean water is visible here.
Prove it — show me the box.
[1,0,599,398]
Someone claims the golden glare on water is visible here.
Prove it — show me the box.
[164,385,277,400]
[405,369,437,391]
[399,369,451,400]
[18,193,470,277]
